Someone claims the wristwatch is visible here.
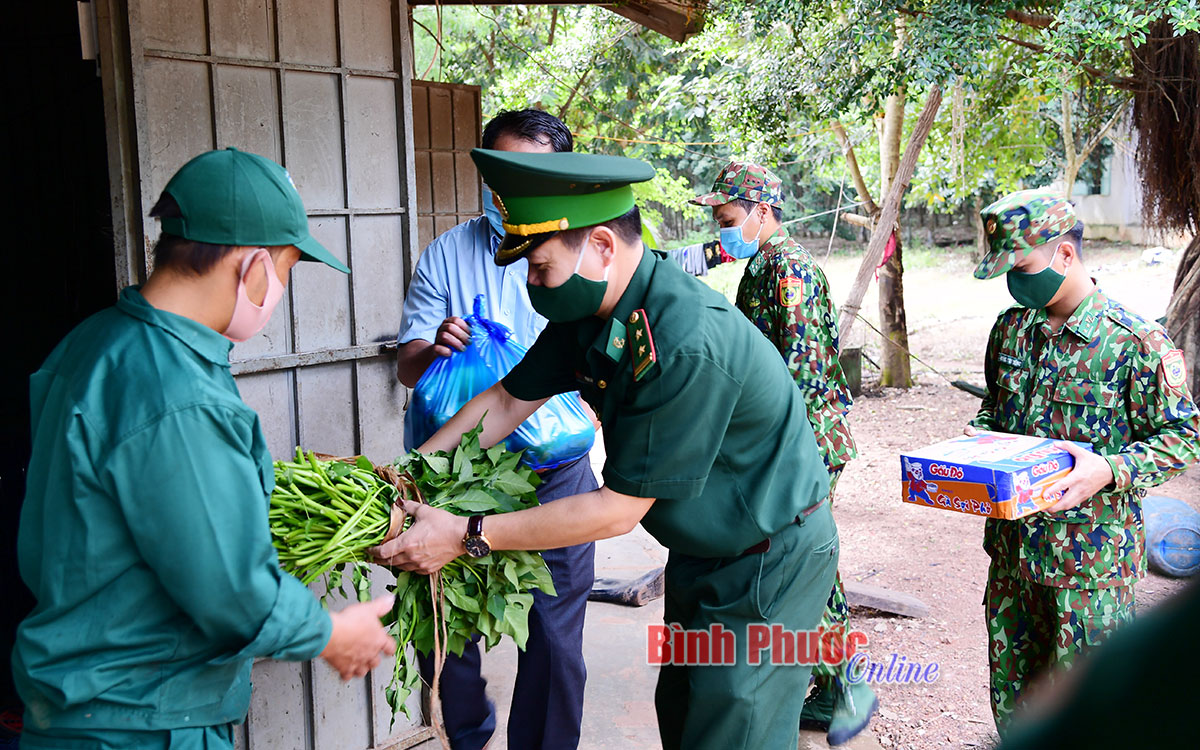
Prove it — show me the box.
[463,514,492,558]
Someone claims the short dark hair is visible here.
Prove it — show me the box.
[557,205,643,250]
[149,193,238,275]
[482,109,574,153]
[1066,220,1085,259]
[1045,220,1085,261]
[732,197,782,223]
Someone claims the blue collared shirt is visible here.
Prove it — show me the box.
[398,216,545,347]
[398,216,548,442]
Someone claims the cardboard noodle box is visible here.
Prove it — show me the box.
[900,431,1091,520]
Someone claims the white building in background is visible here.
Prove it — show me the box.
[1069,124,1192,248]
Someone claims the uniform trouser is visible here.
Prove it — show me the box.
[984,552,1135,736]
[417,455,598,750]
[19,723,234,749]
[656,501,839,750]
[809,468,853,694]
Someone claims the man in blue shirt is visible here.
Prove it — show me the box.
[395,110,597,750]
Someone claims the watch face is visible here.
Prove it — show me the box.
[464,535,491,558]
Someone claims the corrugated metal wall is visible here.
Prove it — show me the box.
[96,1,435,747]
[411,80,482,252]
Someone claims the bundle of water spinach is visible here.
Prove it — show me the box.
[270,449,397,590]
[268,424,556,721]
[384,424,555,718]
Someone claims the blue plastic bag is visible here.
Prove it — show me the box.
[406,295,596,470]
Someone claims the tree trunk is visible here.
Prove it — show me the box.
[877,76,911,387]
[1060,87,1080,198]
[972,194,987,260]
[878,238,911,386]
[838,85,943,342]
[832,121,879,216]
[1166,233,1200,395]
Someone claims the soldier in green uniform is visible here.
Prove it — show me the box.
[966,188,1200,735]
[373,149,840,750]
[13,148,397,750]
[690,160,876,745]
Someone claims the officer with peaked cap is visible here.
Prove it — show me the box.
[13,148,396,750]
[374,149,841,749]
[964,187,1199,735]
[692,160,874,745]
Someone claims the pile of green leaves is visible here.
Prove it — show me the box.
[382,424,556,718]
[269,450,396,587]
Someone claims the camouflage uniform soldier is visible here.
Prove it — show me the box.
[968,188,1200,735]
[691,162,873,746]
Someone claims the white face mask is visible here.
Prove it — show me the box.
[223,249,284,342]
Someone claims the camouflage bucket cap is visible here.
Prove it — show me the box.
[690,160,785,207]
[974,188,1078,279]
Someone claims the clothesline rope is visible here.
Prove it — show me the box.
[783,200,869,227]
[852,312,956,386]
[572,124,839,149]
[664,200,868,255]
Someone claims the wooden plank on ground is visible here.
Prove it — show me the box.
[845,580,930,618]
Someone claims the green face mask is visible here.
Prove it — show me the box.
[1006,249,1066,308]
[526,240,609,322]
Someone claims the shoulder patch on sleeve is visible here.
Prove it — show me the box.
[1162,349,1188,390]
[778,276,804,307]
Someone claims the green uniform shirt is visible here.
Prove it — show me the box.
[14,287,331,735]
[735,228,857,470]
[502,248,830,558]
[969,288,1200,588]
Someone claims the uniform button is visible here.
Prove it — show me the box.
[598,380,607,389]
[629,311,640,324]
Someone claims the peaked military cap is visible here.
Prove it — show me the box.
[690,160,785,207]
[470,148,656,266]
[974,188,1078,280]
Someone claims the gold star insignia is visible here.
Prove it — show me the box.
[638,345,646,356]
[635,329,643,340]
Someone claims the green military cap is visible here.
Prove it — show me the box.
[470,148,656,266]
[974,188,1077,280]
[690,160,785,207]
[161,147,350,273]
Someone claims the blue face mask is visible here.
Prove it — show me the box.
[481,184,505,238]
[719,206,763,260]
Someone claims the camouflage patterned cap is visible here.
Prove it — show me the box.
[974,188,1078,279]
[689,160,785,207]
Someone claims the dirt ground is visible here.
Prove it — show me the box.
[477,240,1195,750]
[747,240,1198,750]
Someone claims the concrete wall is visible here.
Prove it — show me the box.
[1071,124,1192,247]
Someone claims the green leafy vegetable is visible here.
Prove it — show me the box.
[382,422,555,719]
[268,422,556,723]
